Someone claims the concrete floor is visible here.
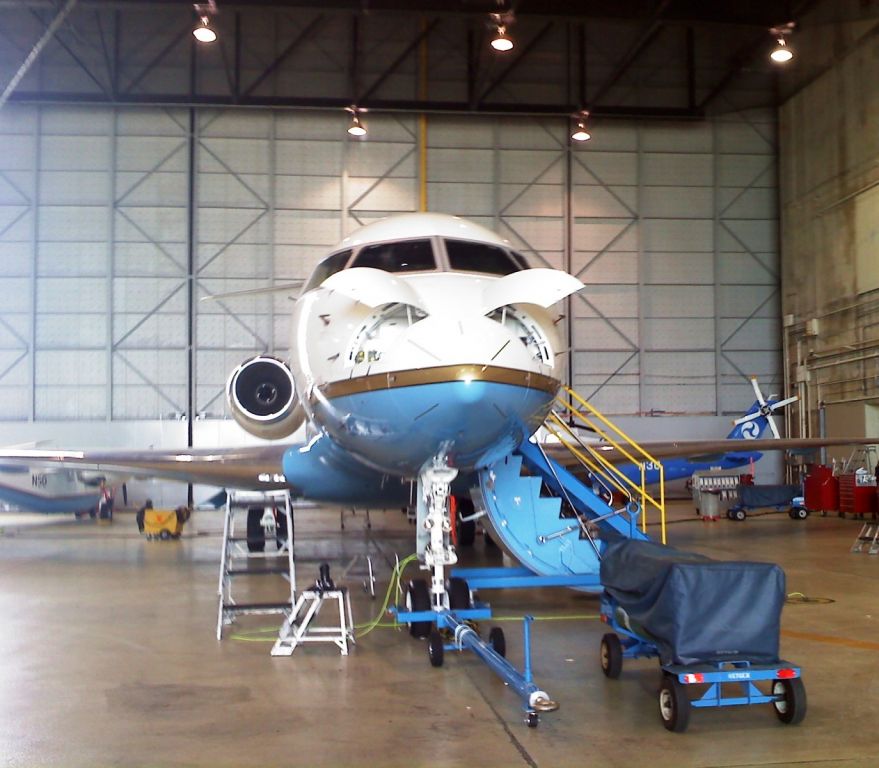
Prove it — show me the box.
[1,502,878,768]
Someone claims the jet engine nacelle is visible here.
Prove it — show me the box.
[226,356,305,440]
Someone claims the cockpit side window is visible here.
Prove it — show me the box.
[304,249,352,292]
[350,239,435,272]
[510,250,531,269]
[445,239,522,275]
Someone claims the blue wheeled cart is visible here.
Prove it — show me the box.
[599,596,807,733]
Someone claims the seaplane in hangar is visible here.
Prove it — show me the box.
[0,214,871,597]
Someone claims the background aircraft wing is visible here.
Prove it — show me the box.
[545,437,879,466]
[0,445,291,490]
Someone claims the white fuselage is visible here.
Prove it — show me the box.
[283,214,583,478]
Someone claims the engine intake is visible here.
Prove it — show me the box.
[226,356,304,440]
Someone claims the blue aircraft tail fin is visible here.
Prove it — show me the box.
[726,397,779,441]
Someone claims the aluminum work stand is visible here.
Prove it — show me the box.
[216,489,296,640]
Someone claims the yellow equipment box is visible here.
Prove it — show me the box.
[143,507,190,540]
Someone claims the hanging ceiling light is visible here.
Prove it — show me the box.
[571,110,591,142]
[769,23,795,63]
[192,2,218,43]
[489,12,514,52]
[193,15,217,43]
[347,109,367,137]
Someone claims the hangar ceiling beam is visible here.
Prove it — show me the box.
[0,0,78,110]
[588,0,670,108]
[242,13,324,98]
[357,17,439,105]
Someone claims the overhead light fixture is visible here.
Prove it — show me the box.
[489,12,514,52]
[769,23,795,63]
[347,108,367,137]
[193,2,218,43]
[571,110,591,142]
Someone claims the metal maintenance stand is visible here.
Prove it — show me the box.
[216,489,295,640]
[271,565,355,656]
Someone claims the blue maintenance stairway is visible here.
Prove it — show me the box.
[474,386,666,583]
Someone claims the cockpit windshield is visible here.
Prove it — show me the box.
[445,239,523,275]
[349,239,435,273]
[303,249,352,292]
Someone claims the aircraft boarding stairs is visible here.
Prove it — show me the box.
[474,386,667,588]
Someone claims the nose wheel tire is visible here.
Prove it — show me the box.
[772,678,807,725]
[246,507,266,553]
[659,675,690,733]
[406,579,432,639]
[600,633,623,679]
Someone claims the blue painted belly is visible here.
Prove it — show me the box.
[317,380,554,475]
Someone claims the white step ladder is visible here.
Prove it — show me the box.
[216,489,296,640]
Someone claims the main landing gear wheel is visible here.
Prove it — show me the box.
[600,633,623,679]
[772,678,807,725]
[246,507,266,553]
[447,577,471,610]
[659,675,690,733]
[488,627,506,658]
[428,630,444,668]
[406,579,432,639]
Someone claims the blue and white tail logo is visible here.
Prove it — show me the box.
[727,377,798,441]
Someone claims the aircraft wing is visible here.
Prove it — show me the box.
[545,437,879,466]
[0,445,291,490]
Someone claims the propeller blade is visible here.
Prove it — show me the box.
[733,412,760,426]
[767,415,781,439]
[750,376,766,406]
[770,395,799,411]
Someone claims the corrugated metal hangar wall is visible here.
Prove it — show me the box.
[0,105,779,430]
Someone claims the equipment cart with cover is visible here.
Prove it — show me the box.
[597,538,807,732]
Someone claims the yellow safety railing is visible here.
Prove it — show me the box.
[544,386,666,544]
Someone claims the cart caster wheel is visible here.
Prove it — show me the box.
[726,509,734,520]
[428,630,444,668]
[600,633,623,679]
[659,675,690,733]
[159,530,170,540]
[525,711,539,728]
[794,507,809,520]
[406,579,432,639]
[488,627,506,658]
[731,508,746,522]
[772,677,807,725]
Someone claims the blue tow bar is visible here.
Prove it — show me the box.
[441,612,558,725]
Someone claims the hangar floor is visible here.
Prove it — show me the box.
[1,502,877,768]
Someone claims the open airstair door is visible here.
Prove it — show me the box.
[476,442,648,583]
[474,386,663,583]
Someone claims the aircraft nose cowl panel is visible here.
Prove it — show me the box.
[321,267,427,311]
[481,269,584,314]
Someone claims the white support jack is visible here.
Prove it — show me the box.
[217,489,296,640]
[272,575,355,657]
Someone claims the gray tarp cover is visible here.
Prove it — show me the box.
[600,538,785,665]
[738,484,801,508]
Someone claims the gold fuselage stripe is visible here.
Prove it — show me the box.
[318,364,560,400]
